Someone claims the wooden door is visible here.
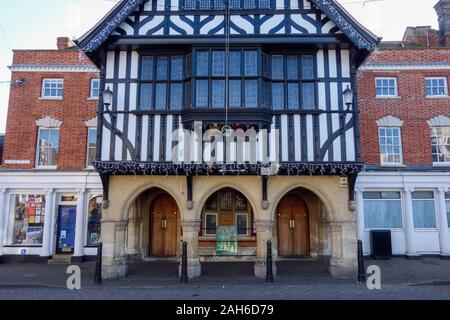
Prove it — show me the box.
[277,194,309,257]
[151,194,178,257]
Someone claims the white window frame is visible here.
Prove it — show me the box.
[362,191,404,230]
[89,79,100,99]
[378,127,403,166]
[35,127,59,169]
[425,77,448,97]
[411,191,438,230]
[204,212,217,236]
[430,126,450,166]
[235,212,249,236]
[375,77,398,98]
[41,79,63,99]
[445,192,450,229]
[86,128,97,169]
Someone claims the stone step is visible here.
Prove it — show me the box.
[48,255,72,265]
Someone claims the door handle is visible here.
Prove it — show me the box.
[162,219,167,229]
[291,219,295,229]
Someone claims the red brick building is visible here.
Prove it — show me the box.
[0,38,102,263]
[355,0,450,257]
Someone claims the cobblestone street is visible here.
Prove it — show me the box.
[0,258,449,300]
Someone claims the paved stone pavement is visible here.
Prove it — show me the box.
[0,257,449,299]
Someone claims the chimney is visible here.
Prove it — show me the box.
[435,0,450,47]
[57,37,75,50]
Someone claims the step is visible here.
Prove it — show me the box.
[48,255,72,265]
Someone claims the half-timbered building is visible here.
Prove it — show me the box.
[77,0,378,279]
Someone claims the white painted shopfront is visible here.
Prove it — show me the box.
[356,172,450,257]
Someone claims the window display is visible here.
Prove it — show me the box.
[10,194,45,245]
[86,196,102,246]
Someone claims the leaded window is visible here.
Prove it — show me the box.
[182,0,273,10]
[193,49,259,108]
[269,54,316,110]
[139,55,185,110]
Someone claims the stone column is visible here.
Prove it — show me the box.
[180,219,201,278]
[40,189,54,257]
[437,187,450,257]
[355,189,365,243]
[0,189,7,259]
[254,220,276,278]
[73,189,86,261]
[126,215,142,262]
[329,221,357,278]
[403,187,418,257]
[101,220,128,279]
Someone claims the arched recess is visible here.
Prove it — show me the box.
[122,185,183,260]
[272,185,335,259]
[197,187,257,258]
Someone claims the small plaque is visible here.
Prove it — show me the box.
[219,213,234,225]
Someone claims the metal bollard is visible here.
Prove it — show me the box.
[357,239,366,283]
[180,241,188,284]
[266,240,274,282]
[94,242,102,284]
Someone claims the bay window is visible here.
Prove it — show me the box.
[269,54,316,110]
[139,55,184,110]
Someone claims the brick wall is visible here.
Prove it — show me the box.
[1,49,99,171]
[358,48,450,166]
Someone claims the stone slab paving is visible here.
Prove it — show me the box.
[0,258,449,299]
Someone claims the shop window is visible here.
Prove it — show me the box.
[445,192,450,227]
[412,191,437,229]
[9,194,45,245]
[363,191,403,229]
[86,196,102,246]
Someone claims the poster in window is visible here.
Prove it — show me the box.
[26,226,43,244]
[216,226,237,256]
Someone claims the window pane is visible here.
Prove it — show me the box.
[140,84,153,110]
[237,214,248,235]
[170,56,183,80]
[49,129,59,148]
[287,56,298,79]
[205,214,217,235]
[287,83,299,109]
[446,200,450,227]
[229,80,241,107]
[39,129,50,148]
[411,191,434,199]
[88,129,97,146]
[302,83,315,109]
[363,199,403,228]
[212,51,225,76]
[245,80,257,107]
[302,55,314,79]
[244,51,257,76]
[170,83,183,110]
[413,200,436,228]
[244,0,256,9]
[229,51,241,76]
[155,83,167,109]
[156,56,168,80]
[271,55,283,79]
[141,56,153,80]
[196,80,208,107]
[196,51,209,76]
[272,83,284,110]
[212,80,225,107]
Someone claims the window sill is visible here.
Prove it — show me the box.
[87,97,99,101]
[375,96,401,99]
[35,166,57,170]
[426,95,449,99]
[380,164,406,168]
[39,97,63,101]
[432,163,450,167]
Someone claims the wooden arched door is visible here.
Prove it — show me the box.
[150,194,179,257]
[277,194,309,257]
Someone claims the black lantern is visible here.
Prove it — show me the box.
[103,87,116,130]
[343,85,353,111]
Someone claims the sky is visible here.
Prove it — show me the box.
[0,0,440,134]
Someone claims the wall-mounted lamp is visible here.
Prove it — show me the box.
[103,87,116,130]
[343,85,353,111]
